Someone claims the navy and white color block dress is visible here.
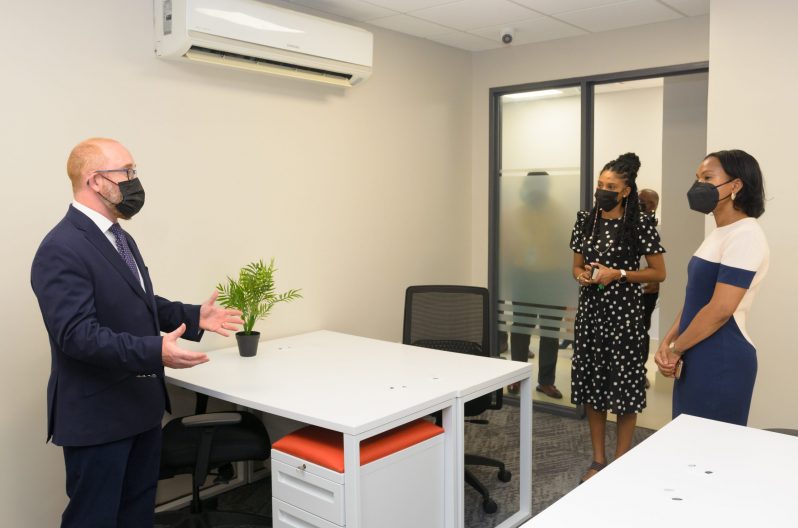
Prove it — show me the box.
[673,217,769,426]
[570,211,665,415]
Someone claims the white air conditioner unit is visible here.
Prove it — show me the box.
[154,0,373,87]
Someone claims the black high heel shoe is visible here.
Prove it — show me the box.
[578,460,606,485]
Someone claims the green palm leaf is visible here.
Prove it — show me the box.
[216,259,302,335]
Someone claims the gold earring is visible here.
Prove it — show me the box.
[731,191,737,201]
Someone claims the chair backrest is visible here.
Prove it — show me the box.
[403,286,496,416]
[403,285,489,356]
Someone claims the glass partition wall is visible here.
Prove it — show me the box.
[489,64,709,418]
[497,87,582,415]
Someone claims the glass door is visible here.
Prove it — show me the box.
[496,86,582,414]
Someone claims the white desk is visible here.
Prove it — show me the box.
[524,414,798,528]
[165,330,532,528]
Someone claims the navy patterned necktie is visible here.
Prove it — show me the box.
[109,223,142,285]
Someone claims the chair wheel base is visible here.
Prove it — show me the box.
[498,469,512,482]
[483,498,498,513]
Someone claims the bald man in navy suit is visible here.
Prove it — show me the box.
[31,138,244,528]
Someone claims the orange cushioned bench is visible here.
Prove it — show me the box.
[272,418,443,472]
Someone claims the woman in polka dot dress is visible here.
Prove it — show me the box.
[569,153,666,483]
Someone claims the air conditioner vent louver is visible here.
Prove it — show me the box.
[186,46,353,86]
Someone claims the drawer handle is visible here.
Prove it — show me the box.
[278,472,335,501]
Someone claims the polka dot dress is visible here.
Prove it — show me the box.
[569,210,665,415]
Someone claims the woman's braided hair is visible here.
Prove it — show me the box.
[582,152,643,256]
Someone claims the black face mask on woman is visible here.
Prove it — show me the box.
[98,176,146,218]
[686,179,734,215]
[595,189,621,212]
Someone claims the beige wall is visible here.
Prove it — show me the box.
[658,74,708,359]
[470,16,710,285]
[706,0,797,429]
[0,1,471,525]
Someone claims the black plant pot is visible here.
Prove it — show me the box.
[235,331,260,357]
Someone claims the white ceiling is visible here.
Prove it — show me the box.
[285,0,709,51]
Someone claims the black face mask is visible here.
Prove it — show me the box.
[686,179,733,215]
[99,176,146,218]
[595,189,621,212]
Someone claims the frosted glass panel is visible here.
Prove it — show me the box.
[594,78,664,223]
[497,89,581,340]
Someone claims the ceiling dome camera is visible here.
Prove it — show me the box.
[501,28,514,44]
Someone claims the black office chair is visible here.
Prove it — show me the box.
[155,393,272,527]
[403,285,512,514]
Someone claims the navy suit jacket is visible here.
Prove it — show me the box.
[31,205,203,446]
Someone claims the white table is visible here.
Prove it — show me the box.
[165,330,532,528]
[524,414,798,528]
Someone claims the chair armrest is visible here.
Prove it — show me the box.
[181,412,242,428]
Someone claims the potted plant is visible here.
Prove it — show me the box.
[216,259,302,357]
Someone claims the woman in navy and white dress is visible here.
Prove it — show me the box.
[656,149,769,426]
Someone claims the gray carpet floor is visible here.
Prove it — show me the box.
[461,405,654,527]
[156,407,654,527]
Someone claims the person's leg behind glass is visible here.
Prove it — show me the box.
[536,335,562,398]
[508,332,531,394]
[537,314,563,398]
[510,331,531,363]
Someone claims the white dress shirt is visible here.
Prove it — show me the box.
[72,201,146,291]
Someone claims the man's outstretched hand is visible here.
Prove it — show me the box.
[199,291,244,337]
[162,324,209,369]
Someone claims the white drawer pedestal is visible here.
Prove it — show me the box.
[272,433,444,528]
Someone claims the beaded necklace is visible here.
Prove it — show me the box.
[586,205,627,258]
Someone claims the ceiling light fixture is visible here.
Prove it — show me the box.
[503,89,564,101]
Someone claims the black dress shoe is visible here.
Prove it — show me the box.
[536,384,563,399]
